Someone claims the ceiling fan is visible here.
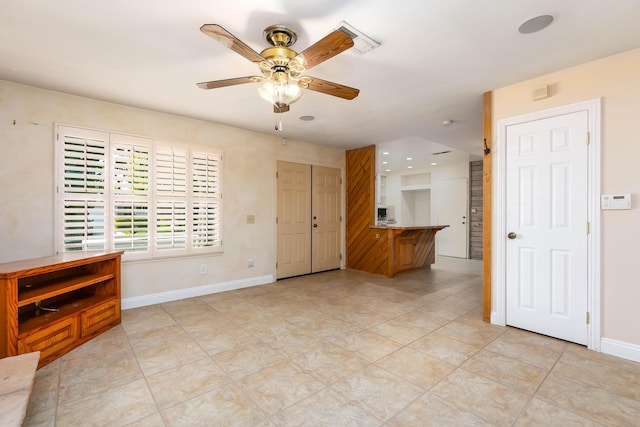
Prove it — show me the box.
[197,24,360,113]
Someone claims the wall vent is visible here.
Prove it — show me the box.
[431,150,452,156]
[335,21,380,55]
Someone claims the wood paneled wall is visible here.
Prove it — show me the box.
[346,145,388,274]
[469,160,483,260]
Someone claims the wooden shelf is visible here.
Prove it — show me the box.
[18,273,115,307]
[0,250,122,367]
[400,184,432,192]
[19,294,117,336]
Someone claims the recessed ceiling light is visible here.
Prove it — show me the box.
[382,161,388,164]
[385,169,391,172]
[431,162,437,166]
[406,157,413,161]
[407,166,413,169]
[518,15,554,34]
[299,115,315,121]
[382,151,389,155]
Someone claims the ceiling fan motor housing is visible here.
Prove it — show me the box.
[263,25,298,47]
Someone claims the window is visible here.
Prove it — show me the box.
[55,125,223,260]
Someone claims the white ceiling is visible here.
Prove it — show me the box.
[2,0,640,171]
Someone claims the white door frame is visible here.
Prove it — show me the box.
[492,98,601,351]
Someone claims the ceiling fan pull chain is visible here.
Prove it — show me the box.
[275,112,284,132]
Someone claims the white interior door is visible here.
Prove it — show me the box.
[276,161,311,279]
[436,178,468,258]
[311,166,341,273]
[505,111,588,345]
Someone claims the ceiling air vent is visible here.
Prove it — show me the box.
[431,150,452,156]
[335,21,380,55]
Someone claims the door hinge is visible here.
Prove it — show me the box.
[340,178,343,185]
[586,132,590,145]
[340,253,343,260]
[276,217,278,224]
[586,222,590,235]
[276,262,278,269]
[340,215,343,222]
[276,171,278,178]
[586,311,590,324]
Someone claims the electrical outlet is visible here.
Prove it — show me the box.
[199,264,207,275]
[247,259,254,268]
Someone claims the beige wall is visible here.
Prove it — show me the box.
[0,80,345,299]
[493,48,640,346]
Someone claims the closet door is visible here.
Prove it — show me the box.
[276,162,342,279]
[311,166,341,273]
[276,161,311,279]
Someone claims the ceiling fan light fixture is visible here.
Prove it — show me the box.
[257,78,303,109]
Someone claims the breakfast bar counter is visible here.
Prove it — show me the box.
[369,225,449,277]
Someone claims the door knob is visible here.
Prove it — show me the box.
[507,232,517,239]
[313,224,318,228]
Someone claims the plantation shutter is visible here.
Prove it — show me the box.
[56,124,223,259]
[112,134,151,260]
[191,147,223,253]
[154,141,188,255]
[56,126,109,253]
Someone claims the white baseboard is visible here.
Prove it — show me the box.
[490,311,505,326]
[600,337,640,363]
[489,312,640,363]
[121,274,274,310]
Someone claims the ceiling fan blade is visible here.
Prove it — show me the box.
[293,29,354,70]
[302,77,359,100]
[196,76,261,90]
[200,24,265,63]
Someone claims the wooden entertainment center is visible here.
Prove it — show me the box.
[0,251,123,367]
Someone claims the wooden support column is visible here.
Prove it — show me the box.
[482,91,492,322]
[346,146,384,273]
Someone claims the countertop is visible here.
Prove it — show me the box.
[370,225,449,230]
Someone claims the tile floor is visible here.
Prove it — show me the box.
[23,257,640,426]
